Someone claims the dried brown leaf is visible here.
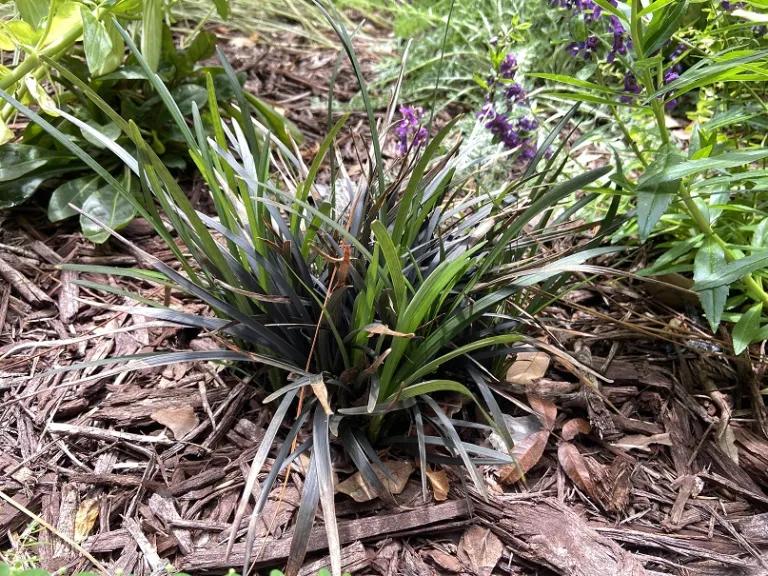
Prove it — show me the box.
[362,323,415,338]
[505,350,550,385]
[336,460,414,502]
[425,467,449,501]
[310,374,333,416]
[424,550,463,572]
[497,429,550,485]
[73,497,99,543]
[612,432,672,451]
[527,393,557,430]
[457,525,503,576]
[558,442,596,497]
[561,418,592,441]
[719,425,739,464]
[150,405,198,440]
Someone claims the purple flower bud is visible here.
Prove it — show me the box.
[518,117,539,132]
[506,83,527,103]
[395,105,428,155]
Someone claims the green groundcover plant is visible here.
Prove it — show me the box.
[0,0,301,239]
[534,0,768,352]
[1,8,620,576]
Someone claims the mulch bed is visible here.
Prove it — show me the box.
[3,26,768,576]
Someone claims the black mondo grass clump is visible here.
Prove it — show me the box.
[0,16,617,576]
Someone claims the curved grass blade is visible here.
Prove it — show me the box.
[242,398,314,571]
[227,388,298,563]
[422,395,487,497]
[339,427,395,505]
[284,455,320,576]
[312,406,342,576]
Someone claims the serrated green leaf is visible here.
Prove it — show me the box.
[49,173,101,221]
[693,239,728,331]
[733,302,762,354]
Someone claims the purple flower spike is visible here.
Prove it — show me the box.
[500,54,518,79]
[395,105,427,154]
[506,83,527,103]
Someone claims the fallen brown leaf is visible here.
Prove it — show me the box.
[336,460,413,502]
[498,429,550,485]
[558,442,596,497]
[561,418,592,441]
[425,467,449,501]
[457,525,503,576]
[527,393,557,430]
[74,497,99,542]
[506,350,550,385]
[424,549,463,572]
[150,405,199,440]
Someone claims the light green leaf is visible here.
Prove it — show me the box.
[16,0,49,29]
[733,302,762,354]
[44,1,81,46]
[0,117,12,145]
[752,219,768,250]
[81,119,121,149]
[80,184,137,243]
[141,0,163,72]
[693,239,728,332]
[0,20,39,49]
[651,148,768,184]
[81,9,123,77]
[693,251,768,291]
[49,174,101,221]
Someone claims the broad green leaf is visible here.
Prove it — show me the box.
[170,84,207,116]
[141,0,163,72]
[693,251,768,291]
[185,30,216,64]
[80,184,137,243]
[16,0,49,29]
[49,174,101,221]
[81,119,121,149]
[24,76,58,116]
[694,239,728,332]
[44,2,81,46]
[104,0,142,14]
[733,302,762,354]
[0,172,52,208]
[0,143,67,182]
[81,9,123,76]
[212,0,229,18]
[0,20,38,49]
[636,143,684,241]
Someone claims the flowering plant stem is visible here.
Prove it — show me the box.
[628,0,768,305]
